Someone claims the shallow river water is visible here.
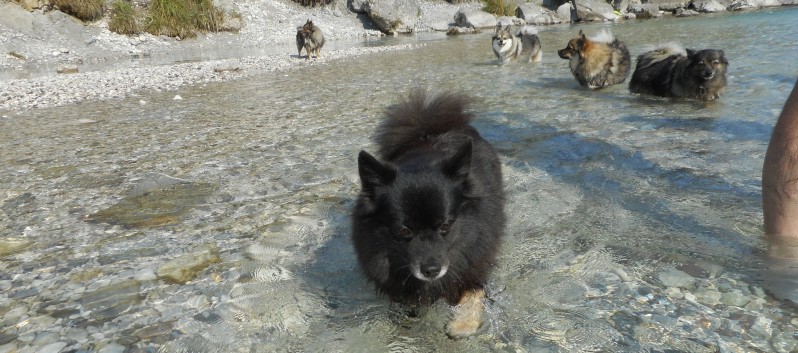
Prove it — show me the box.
[2,7,798,353]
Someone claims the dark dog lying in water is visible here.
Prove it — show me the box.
[629,44,728,101]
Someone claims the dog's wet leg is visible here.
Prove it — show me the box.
[446,288,485,339]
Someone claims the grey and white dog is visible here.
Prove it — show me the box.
[492,25,542,64]
[297,19,325,60]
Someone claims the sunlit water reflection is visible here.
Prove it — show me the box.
[2,7,798,353]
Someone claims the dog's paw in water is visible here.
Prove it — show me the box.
[446,289,486,339]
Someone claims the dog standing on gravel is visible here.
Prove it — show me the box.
[629,44,728,101]
[492,25,542,64]
[297,19,325,60]
[557,29,631,89]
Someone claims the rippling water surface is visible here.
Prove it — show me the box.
[2,8,798,353]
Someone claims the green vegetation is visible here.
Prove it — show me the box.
[193,0,226,32]
[51,0,104,21]
[7,51,26,60]
[481,0,517,16]
[109,0,139,35]
[13,0,238,38]
[145,0,227,38]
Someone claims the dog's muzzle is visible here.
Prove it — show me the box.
[702,69,717,80]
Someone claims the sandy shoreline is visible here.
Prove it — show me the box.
[0,44,417,113]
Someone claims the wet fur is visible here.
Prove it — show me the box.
[295,29,305,57]
[351,90,506,310]
[492,25,542,64]
[629,44,728,101]
[299,20,325,59]
[557,29,631,89]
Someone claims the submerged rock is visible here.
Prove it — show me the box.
[657,267,695,289]
[84,179,217,228]
[156,244,221,284]
[0,238,34,257]
[80,280,143,321]
[56,65,79,74]
[446,26,481,35]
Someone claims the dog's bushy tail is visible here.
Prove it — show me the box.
[375,89,474,159]
[637,43,687,68]
[588,28,615,44]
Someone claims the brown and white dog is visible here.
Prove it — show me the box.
[557,29,631,89]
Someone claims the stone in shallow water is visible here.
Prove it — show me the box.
[657,267,695,289]
[80,280,142,321]
[37,342,67,353]
[97,342,126,353]
[56,65,78,74]
[134,321,174,339]
[720,289,749,307]
[84,181,217,228]
[156,244,220,284]
[0,238,34,257]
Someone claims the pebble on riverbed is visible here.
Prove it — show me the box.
[56,65,79,74]
[0,237,34,257]
[156,244,221,284]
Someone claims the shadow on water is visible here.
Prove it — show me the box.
[483,117,761,258]
[620,114,774,142]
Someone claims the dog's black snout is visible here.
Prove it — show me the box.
[421,264,441,278]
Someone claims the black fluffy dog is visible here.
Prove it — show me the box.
[629,44,728,101]
[351,90,505,339]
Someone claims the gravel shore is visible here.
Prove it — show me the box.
[0,0,471,113]
[0,44,416,112]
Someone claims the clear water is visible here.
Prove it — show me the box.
[1,8,798,352]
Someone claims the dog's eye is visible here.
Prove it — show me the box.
[396,226,412,240]
[711,60,720,66]
[439,221,453,235]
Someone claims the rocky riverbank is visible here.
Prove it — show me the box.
[1,0,796,112]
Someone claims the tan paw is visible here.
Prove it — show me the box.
[446,313,483,339]
[445,289,485,339]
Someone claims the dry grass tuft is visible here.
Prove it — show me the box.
[52,0,105,21]
[481,0,516,17]
[145,0,228,38]
[109,0,140,35]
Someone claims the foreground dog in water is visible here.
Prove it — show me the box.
[297,19,325,59]
[557,29,631,89]
[629,44,728,101]
[351,90,506,339]
[492,24,542,64]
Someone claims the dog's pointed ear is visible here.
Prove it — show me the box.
[718,50,728,64]
[358,150,396,190]
[686,48,697,57]
[442,140,473,179]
